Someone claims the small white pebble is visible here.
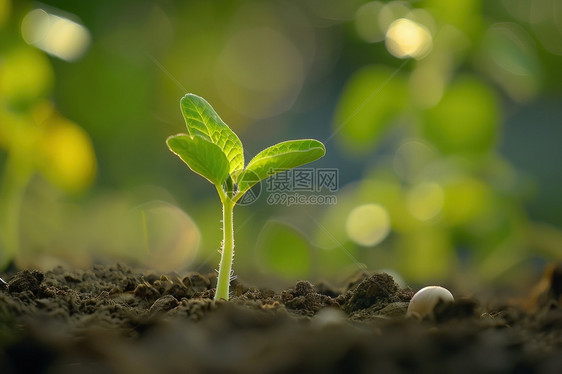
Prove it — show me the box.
[407,286,454,318]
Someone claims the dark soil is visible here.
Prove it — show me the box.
[1,263,562,373]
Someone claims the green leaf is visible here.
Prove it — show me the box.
[237,139,325,195]
[166,134,230,185]
[180,94,244,175]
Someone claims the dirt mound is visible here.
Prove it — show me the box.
[1,263,561,373]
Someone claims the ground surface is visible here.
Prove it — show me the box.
[1,263,561,373]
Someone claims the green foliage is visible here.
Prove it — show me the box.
[333,65,408,154]
[167,134,230,185]
[179,94,244,174]
[4,0,562,285]
[256,220,311,279]
[423,76,499,156]
[419,0,482,37]
[0,46,53,109]
[0,17,96,268]
[237,139,326,195]
[168,94,325,195]
[167,94,325,300]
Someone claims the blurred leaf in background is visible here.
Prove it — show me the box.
[256,220,311,280]
[333,65,408,154]
[0,2,97,267]
[1,0,561,290]
[422,76,500,157]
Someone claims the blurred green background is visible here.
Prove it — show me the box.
[1,0,561,290]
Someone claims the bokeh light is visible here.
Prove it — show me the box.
[393,140,437,182]
[379,1,410,31]
[355,2,385,43]
[346,204,390,247]
[406,182,445,221]
[1,0,562,287]
[216,27,304,119]
[136,202,201,272]
[40,116,97,192]
[21,8,91,62]
[385,18,433,59]
[0,46,53,105]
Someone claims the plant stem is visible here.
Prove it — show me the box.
[215,199,234,300]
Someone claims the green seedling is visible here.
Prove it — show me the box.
[167,94,326,301]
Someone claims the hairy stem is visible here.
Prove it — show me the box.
[215,199,234,300]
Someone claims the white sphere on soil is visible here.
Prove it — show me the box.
[407,286,454,318]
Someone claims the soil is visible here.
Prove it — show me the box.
[1,263,561,373]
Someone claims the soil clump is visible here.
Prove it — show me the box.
[1,263,561,373]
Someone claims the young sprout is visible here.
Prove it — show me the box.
[407,286,454,318]
[167,94,325,301]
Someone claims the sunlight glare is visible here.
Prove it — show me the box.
[21,8,91,62]
[385,18,432,59]
[346,204,390,247]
